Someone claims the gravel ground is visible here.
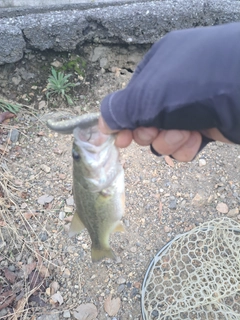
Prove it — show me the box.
[0,51,240,320]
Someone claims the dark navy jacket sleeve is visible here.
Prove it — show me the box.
[100,22,240,145]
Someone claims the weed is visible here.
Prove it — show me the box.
[61,56,86,76]
[46,67,78,105]
[0,99,21,114]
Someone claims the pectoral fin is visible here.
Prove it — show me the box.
[112,221,125,233]
[68,211,85,237]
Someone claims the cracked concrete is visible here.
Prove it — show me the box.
[0,0,240,65]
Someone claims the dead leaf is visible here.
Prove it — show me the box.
[216,202,229,214]
[73,303,97,320]
[37,194,54,205]
[0,290,16,311]
[22,262,37,277]
[36,264,50,277]
[50,281,60,295]
[0,145,7,154]
[50,291,63,305]
[164,155,174,168]
[104,294,121,316]
[0,112,16,124]
[4,268,16,284]
[14,297,27,319]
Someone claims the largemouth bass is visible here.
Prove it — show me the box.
[47,113,125,262]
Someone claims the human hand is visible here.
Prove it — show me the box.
[99,117,231,162]
[99,23,240,160]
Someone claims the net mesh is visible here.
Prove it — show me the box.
[141,218,240,320]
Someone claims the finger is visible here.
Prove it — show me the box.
[152,130,191,156]
[171,131,202,162]
[98,116,118,134]
[201,128,232,144]
[133,127,159,146]
[115,130,133,148]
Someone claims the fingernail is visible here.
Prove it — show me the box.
[164,130,185,145]
[136,128,156,143]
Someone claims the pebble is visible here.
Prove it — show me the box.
[227,208,239,217]
[64,206,73,213]
[8,265,15,272]
[66,196,74,206]
[39,231,48,242]
[130,246,137,253]
[51,60,63,68]
[192,193,204,206]
[169,199,177,210]
[0,309,7,317]
[117,277,126,284]
[39,100,47,109]
[9,129,20,143]
[59,211,65,220]
[63,310,71,318]
[63,268,71,277]
[199,159,206,167]
[216,202,229,214]
[117,284,125,293]
[164,226,171,233]
[40,164,51,173]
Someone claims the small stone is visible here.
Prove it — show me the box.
[8,265,15,272]
[117,284,125,293]
[63,268,70,277]
[0,309,8,317]
[39,232,48,242]
[40,164,51,173]
[64,206,73,213]
[66,196,74,206]
[227,208,239,217]
[9,129,20,143]
[130,246,137,253]
[216,202,229,214]
[51,60,63,68]
[133,282,141,289]
[199,159,206,167]
[59,212,65,220]
[12,75,21,85]
[124,219,129,227]
[164,226,171,233]
[169,199,177,210]
[39,100,47,109]
[117,277,126,284]
[192,193,204,206]
[146,245,151,251]
[31,85,38,90]
[63,310,71,318]
[82,244,88,250]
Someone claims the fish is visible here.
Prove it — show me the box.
[47,113,125,262]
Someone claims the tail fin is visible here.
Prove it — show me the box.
[91,246,116,262]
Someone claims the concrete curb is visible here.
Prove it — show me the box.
[0,0,240,65]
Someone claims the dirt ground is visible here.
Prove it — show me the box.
[0,46,240,320]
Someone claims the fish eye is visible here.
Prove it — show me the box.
[72,149,81,160]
